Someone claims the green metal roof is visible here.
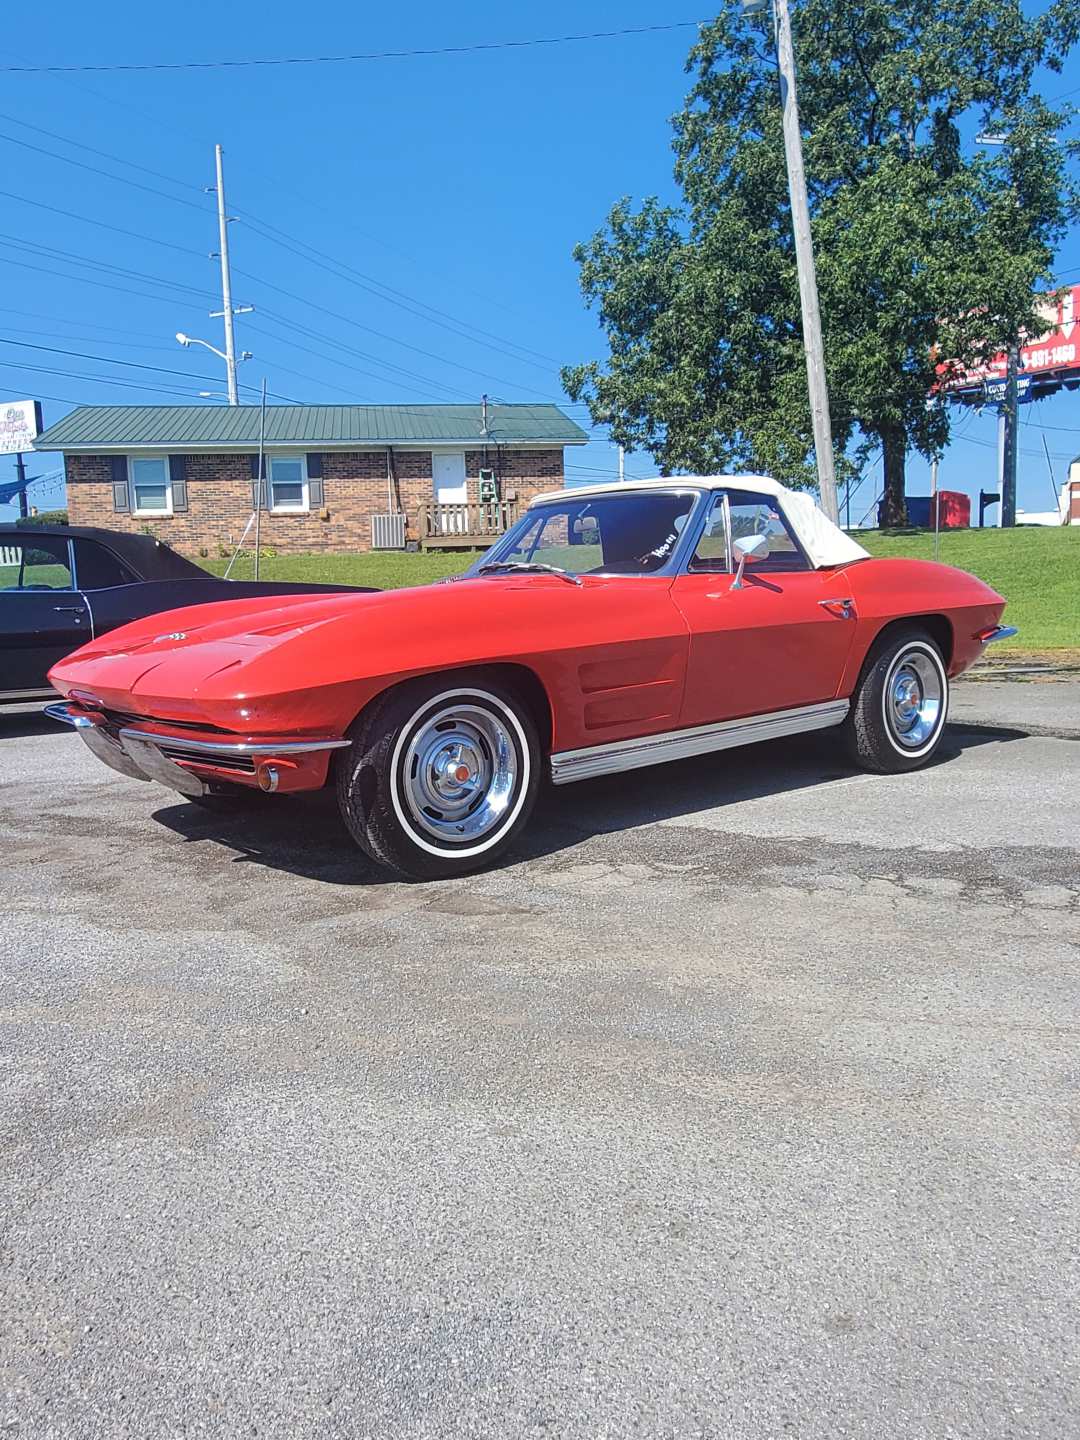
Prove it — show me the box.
[35,403,588,451]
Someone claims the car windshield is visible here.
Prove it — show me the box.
[480,491,698,577]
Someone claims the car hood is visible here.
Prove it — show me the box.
[47,574,614,734]
[49,590,386,730]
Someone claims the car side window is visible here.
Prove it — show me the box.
[0,537,74,591]
[689,490,809,573]
[74,538,139,589]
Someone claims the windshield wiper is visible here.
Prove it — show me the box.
[477,561,582,587]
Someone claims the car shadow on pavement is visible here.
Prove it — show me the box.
[0,707,71,740]
[148,723,1025,887]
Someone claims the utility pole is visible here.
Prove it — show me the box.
[15,451,28,519]
[1000,343,1018,528]
[212,144,239,405]
[254,378,267,579]
[930,454,940,562]
[772,0,839,523]
[618,445,625,483]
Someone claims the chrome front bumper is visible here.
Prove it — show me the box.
[45,703,350,798]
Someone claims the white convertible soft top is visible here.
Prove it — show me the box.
[532,473,870,570]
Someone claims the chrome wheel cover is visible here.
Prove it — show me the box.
[884,646,945,750]
[397,699,520,847]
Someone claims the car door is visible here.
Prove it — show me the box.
[0,534,90,695]
[670,489,858,727]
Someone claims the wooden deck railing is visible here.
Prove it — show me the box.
[415,500,521,547]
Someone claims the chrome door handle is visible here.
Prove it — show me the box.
[818,597,855,619]
[53,604,87,613]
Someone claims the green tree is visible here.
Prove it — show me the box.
[562,0,1078,524]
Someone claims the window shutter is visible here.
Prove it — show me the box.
[306,455,324,507]
[249,454,267,508]
[109,456,130,512]
[169,455,189,512]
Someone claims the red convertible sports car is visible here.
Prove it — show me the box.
[47,476,1013,879]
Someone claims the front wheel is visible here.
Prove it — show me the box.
[843,628,949,773]
[336,673,541,880]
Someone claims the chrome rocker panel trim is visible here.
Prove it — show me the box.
[980,625,1018,645]
[45,702,350,798]
[549,699,850,786]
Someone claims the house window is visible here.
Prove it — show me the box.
[129,456,172,515]
[269,455,308,512]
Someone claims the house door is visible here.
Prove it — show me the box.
[433,451,467,533]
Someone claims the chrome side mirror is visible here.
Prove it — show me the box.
[731,533,769,589]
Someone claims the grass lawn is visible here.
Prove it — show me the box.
[202,550,482,588]
[203,525,1078,654]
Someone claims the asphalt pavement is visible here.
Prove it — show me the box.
[1,695,1078,1439]
[947,676,1080,738]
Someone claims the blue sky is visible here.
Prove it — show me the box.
[1,1,1077,527]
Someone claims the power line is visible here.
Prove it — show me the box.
[0,358,241,401]
[4,329,189,353]
[235,208,562,371]
[0,92,547,339]
[0,188,208,260]
[0,234,216,302]
[0,105,570,380]
[0,338,299,401]
[233,263,561,399]
[0,307,175,338]
[0,22,702,74]
[0,111,203,196]
[0,230,472,398]
[0,251,222,309]
[0,117,562,399]
[244,315,474,402]
[0,130,212,214]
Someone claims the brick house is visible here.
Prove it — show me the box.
[34,402,588,555]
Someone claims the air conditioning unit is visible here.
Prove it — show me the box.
[370,512,407,550]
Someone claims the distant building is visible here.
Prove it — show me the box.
[34,402,588,553]
[1018,461,1080,525]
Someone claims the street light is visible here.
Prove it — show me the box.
[176,333,253,401]
[176,331,226,362]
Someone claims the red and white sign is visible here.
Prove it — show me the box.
[937,283,1080,391]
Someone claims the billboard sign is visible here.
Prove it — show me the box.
[936,283,1080,395]
[0,399,43,456]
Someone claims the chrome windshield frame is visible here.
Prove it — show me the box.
[464,486,711,581]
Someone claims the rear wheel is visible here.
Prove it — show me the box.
[336,672,541,880]
[844,627,949,773]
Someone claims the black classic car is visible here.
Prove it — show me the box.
[1,523,370,704]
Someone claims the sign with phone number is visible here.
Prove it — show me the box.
[936,282,1080,390]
